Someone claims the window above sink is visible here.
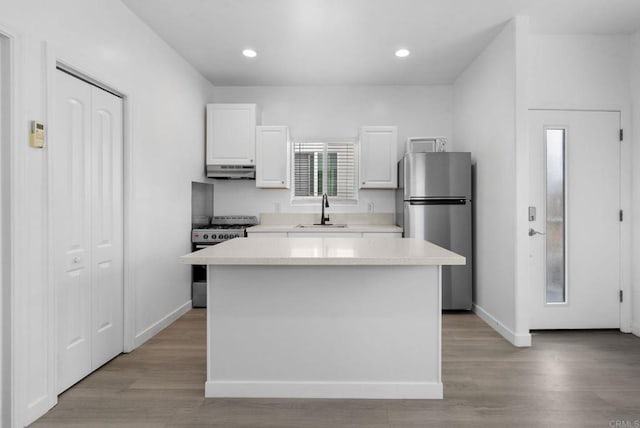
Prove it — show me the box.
[292,139,358,204]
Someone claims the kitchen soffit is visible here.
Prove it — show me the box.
[121,0,640,86]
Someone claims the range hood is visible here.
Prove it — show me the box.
[206,164,255,179]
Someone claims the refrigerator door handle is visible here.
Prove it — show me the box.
[408,197,467,206]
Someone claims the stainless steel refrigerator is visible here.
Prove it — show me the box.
[396,152,473,310]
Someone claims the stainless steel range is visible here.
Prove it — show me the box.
[191,215,258,307]
[192,215,258,246]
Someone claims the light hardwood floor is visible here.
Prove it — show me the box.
[32,309,640,427]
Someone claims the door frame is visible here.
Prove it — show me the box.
[0,26,16,428]
[528,107,631,333]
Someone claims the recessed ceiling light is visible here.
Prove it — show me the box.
[242,49,257,58]
[395,48,410,58]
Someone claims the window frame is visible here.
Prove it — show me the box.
[290,138,359,205]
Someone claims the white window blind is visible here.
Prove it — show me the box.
[293,141,357,201]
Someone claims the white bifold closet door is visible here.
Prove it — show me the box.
[54,69,123,394]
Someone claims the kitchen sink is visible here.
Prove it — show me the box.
[296,224,348,228]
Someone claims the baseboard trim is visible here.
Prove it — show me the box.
[134,300,191,348]
[473,303,531,347]
[205,381,443,399]
[632,321,640,338]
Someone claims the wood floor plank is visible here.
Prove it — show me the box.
[31,309,640,427]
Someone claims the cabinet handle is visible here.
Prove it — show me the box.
[281,181,284,184]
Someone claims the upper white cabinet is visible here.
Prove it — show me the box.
[359,126,398,189]
[206,103,257,166]
[256,125,290,188]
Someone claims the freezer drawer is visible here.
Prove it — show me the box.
[404,201,472,310]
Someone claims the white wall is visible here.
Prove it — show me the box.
[528,34,633,334]
[0,1,215,425]
[210,85,452,217]
[631,31,640,337]
[529,35,631,109]
[453,18,531,346]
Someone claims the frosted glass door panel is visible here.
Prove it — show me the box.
[545,129,566,303]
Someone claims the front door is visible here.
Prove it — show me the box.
[528,110,620,329]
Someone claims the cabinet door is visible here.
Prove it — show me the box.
[247,232,288,238]
[206,104,256,165]
[256,126,290,188]
[287,232,363,238]
[362,232,402,238]
[359,126,398,189]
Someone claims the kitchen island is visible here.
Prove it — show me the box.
[180,237,465,399]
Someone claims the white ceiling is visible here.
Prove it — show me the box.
[122,0,640,86]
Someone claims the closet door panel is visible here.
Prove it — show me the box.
[54,70,93,393]
[90,86,124,369]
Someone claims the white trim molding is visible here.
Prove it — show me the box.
[632,321,640,338]
[0,24,16,428]
[205,381,443,399]
[473,303,532,347]
[134,301,191,348]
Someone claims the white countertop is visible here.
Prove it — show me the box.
[181,237,465,266]
[247,224,403,233]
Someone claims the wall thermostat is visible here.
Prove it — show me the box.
[30,120,46,148]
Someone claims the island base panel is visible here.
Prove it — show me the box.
[206,265,442,399]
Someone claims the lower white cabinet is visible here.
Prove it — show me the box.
[362,232,402,238]
[247,231,402,238]
[287,232,363,238]
[256,125,290,188]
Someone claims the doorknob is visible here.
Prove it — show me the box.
[528,228,545,236]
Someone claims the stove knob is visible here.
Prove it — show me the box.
[217,234,223,240]
[224,234,229,239]
[203,234,209,239]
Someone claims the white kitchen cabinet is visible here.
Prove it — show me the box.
[247,231,402,238]
[206,103,257,166]
[359,126,398,189]
[362,232,402,238]
[247,232,288,238]
[287,232,363,238]
[256,125,290,188]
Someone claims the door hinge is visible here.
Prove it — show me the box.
[620,129,624,141]
[619,210,623,222]
[619,290,623,303]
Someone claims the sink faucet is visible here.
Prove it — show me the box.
[321,193,330,225]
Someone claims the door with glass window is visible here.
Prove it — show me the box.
[529,110,620,329]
